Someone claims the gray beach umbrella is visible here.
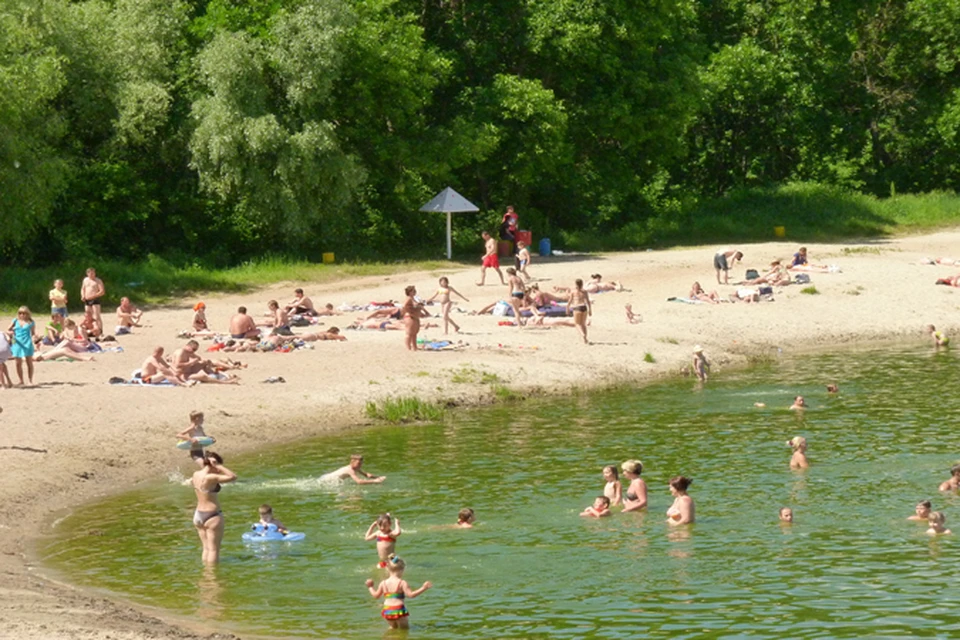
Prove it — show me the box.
[419,187,480,259]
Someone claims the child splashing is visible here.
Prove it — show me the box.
[365,555,432,629]
[365,513,401,567]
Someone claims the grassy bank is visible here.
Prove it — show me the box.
[0,255,465,314]
[559,183,960,251]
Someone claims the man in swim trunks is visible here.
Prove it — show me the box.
[283,288,316,316]
[713,249,743,285]
[229,306,260,340]
[80,267,106,336]
[476,231,505,286]
[322,454,386,484]
[139,346,190,386]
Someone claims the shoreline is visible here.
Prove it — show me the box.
[5,231,960,638]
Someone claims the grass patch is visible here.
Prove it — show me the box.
[643,352,656,363]
[558,183,960,251]
[800,286,820,295]
[364,397,445,423]
[0,254,464,314]
[491,384,520,402]
[480,372,503,384]
[845,285,865,296]
[656,337,680,345]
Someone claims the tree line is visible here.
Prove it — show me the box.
[3,0,959,266]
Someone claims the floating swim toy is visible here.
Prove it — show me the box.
[242,523,306,543]
[176,436,215,450]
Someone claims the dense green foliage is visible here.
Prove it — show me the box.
[3,0,960,269]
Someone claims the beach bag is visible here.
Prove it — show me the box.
[745,269,759,280]
[795,274,811,284]
[492,300,510,317]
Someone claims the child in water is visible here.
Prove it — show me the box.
[926,324,950,347]
[365,555,432,629]
[258,504,287,534]
[176,410,214,467]
[457,508,476,528]
[908,500,932,521]
[365,513,401,567]
[926,511,951,535]
[779,507,794,523]
[692,346,710,381]
[787,436,809,469]
[602,465,622,506]
[581,496,611,518]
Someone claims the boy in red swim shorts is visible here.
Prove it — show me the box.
[477,231,505,286]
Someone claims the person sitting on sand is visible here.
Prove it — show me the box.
[229,307,260,340]
[743,261,792,287]
[115,297,143,335]
[80,309,103,339]
[788,247,834,272]
[791,246,810,267]
[580,496,611,518]
[321,454,385,484]
[939,464,960,491]
[624,303,642,323]
[909,500,932,521]
[265,300,293,336]
[179,302,218,339]
[690,282,721,304]
[926,324,949,347]
[284,289,316,316]
[136,346,192,386]
[927,511,952,535]
[41,312,64,346]
[172,340,239,384]
[787,436,809,469]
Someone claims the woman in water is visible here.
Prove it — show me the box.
[365,555,432,629]
[192,451,237,564]
[401,286,423,351]
[425,277,469,335]
[602,465,622,507]
[566,279,592,344]
[621,460,647,512]
[666,476,695,525]
[365,513,402,567]
[787,436,809,469]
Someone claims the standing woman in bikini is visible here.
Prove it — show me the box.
[401,285,423,351]
[621,460,648,512]
[192,451,237,564]
[566,279,592,344]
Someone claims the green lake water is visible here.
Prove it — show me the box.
[39,344,960,638]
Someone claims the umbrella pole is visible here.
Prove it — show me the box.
[446,211,452,260]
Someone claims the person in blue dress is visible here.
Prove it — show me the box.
[8,306,36,386]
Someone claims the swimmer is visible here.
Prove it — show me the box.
[754,402,767,408]
[364,555,432,630]
[692,346,710,381]
[621,460,648,512]
[580,496,612,518]
[365,513,401,567]
[666,476,695,525]
[908,500,932,521]
[787,436,809,469]
[258,504,287,534]
[926,324,950,347]
[176,410,214,468]
[602,465,622,506]
[927,511,951,535]
[457,508,476,528]
[321,454,385,484]
[826,384,839,393]
[779,507,793,523]
[939,464,960,491]
[790,396,807,410]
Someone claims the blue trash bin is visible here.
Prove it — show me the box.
[539,237,551,257]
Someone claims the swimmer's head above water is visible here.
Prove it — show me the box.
[787,436,807,451]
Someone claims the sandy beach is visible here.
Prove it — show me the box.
[4,230,960,639]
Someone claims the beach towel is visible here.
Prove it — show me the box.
[666,297,705,304]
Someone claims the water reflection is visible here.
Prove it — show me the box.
[196,565,222,621]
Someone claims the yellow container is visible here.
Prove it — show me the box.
[774,226,786,238]
[322,252,335,264]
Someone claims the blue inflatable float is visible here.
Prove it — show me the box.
[242,523,305,542]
